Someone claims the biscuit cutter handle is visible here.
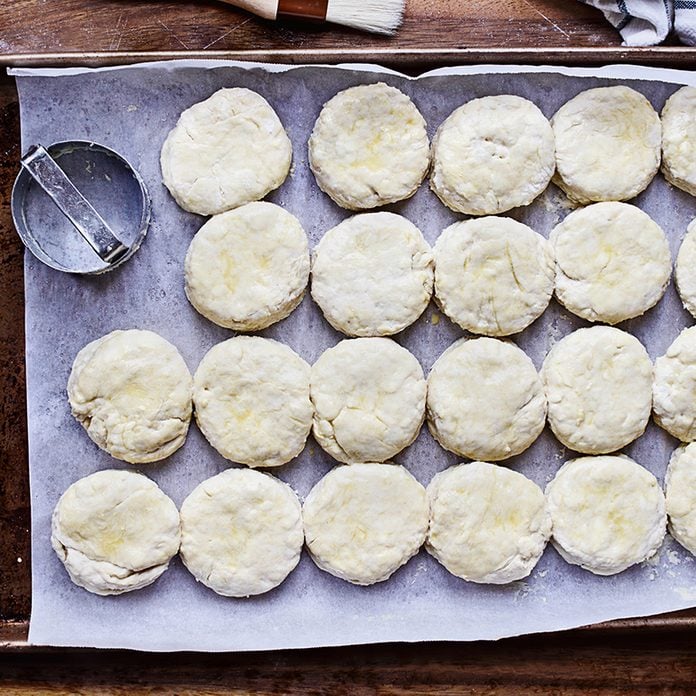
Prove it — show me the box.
[21,145,130,264]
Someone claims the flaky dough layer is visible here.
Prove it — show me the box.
[161,88,292,215]
[665,443,696,556]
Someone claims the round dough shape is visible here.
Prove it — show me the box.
[546,455,666,575]
[542,327,652,454]
[180,468,303,597]
[675,218,696,319]
[67,329,193,464]
[653,326,696,442]
[51,470,180,595]
[185,202,310,331]
[193,336,312,468]
[550,202,671,324]
[433,216,554,336]
[661,86,696,196]
[552,86,661,204]
[426,337,546,461]
[303,462,428,585]
[426,462,551,583]
[665,443,696,556]
[308,82,430,210]
[310,212,433,336]
[430,95,555,215]
[160,88,292,215]
[310,338,425,463]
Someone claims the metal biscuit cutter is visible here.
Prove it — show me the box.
[12,141,151,274]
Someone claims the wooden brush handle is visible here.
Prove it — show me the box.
[215,0,329,21]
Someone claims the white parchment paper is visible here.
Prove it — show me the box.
[10,60,696,651]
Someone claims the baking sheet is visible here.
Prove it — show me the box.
[10,60,696,652]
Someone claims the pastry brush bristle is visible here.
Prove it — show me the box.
[325,0,405,35]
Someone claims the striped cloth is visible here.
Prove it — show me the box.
[579,0,696,45]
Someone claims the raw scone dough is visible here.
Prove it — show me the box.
[675,219,696,318]
[661,86,696,196]
[310,212,433,336]
[653,326,696,441]
[542,327,652,454]
[311,338,425,463]
[303,462,428,585]
[308,82,430,210]
[51,470,180,595]
[160,87,292,215]
[550,202,671,324]
[426,462,551,584]
[185,202,310,331]
[180,468,303,597]
[193,336,312,468]
[68,329,193,464]
[430,95,555,215]
[552,86,661,204]
[433,216,554,336]
[665,443,696,556]
[546,455,666,575]
[426,337,546,461]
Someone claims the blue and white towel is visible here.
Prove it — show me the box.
[579,0,695,45]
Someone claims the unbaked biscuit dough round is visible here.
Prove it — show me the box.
[311,338,426,463]
[653,326,696,442]
[675,219,696,318]
[665,443,696,556]
[542,327,652,454]
[68,329,193,464]
[426,462,551,584]
[51,470,180,595]
[426,337,546,461]
[661,86,696,196]
[546,455,666,575]
[185,202,310,331]
[160,88,292,215]
[550,202,671,324]
[433,216,554,336]
[308,83,430,210]
[193,336,312,468]
[430,95,555,216]
[180,468,303,597]
[552,86,661,204]
[303,462,428,585]
[310,212,433,336]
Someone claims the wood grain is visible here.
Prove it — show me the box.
[0,0,619,56]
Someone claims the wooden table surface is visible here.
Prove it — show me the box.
[2,0,696,692]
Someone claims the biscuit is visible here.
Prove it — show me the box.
[426,462,551,584]
[552,86,661,204]
[433,216,554,336]
[665,443,696,556]
[51,470,180,595]
[308,83,429,209]
[661,86,696,196]
[310,338,426,464]
[653,326,696,441]
[180,468,303,597]
[543,327,652,454]
[675,218,696,319]
[160,88,292,215]
[185,202,310,331]
[427,337,546,461]
[68,330,192,464]
[193,337,312,468]
[430,95,555,215]
[310,212,433,336]
[546,455,666,575]
[303,462,428,585]
[551,202,671,324]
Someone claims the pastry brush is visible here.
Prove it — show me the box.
[218,0,405,35]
